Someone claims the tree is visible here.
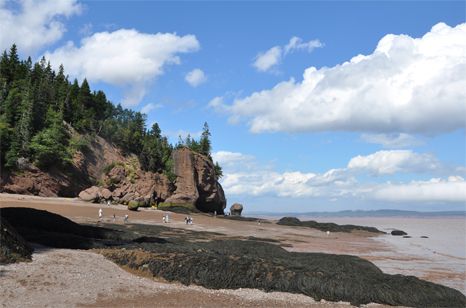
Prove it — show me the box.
[200,122,211,159]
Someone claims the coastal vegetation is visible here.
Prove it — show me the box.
[0,44,222,181]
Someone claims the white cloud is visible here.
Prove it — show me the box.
[252,46,282,72]
[213,150,466,203]
[374,177,466,203]
[217,23,466,135]
[0,0,83,54]
[185,68,207,87]
[44,29,200,107]
[361,133,425,148]
[141,102,163,114]
[347,150,465,177]
[284,37,323,54]
[252,37,323,73]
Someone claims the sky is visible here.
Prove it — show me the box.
[1,0,465,213]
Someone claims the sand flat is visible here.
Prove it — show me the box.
[0,193,461,306]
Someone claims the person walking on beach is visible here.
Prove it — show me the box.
[214,211,217,217]
[113,213,116,222]
[99,209,102,221]
[124,214,128,222]
[186,216,189,225]
[163,216,165,223]
[166,214,169,223]
[107,201,110,207]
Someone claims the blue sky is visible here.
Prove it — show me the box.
[2,0,465,213]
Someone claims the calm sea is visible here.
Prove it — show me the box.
[254,215,466,294]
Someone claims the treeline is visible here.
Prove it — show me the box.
[0,44,222,180]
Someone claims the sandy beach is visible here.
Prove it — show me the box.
[0,194,462,307]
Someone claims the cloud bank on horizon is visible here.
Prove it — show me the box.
[213,150,466,205]
[211,23,466,137]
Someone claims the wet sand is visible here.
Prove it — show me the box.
[0,193,463,306]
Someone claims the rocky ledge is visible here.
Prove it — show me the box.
[277,217,384,233]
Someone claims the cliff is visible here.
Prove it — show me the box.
[1,136,226,214]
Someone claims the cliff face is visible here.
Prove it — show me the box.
[163,148,226,214]
[1,138,226,214]
[1,135,133,197]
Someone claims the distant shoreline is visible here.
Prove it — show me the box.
[247,209,466,220]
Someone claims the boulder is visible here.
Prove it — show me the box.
[108,166,128,183]
[391,230,408,236]
[128,200,139,211]
[102,188,112,200]
[0,216,33,263]
[78,186,101,203]
[230,203,243,216]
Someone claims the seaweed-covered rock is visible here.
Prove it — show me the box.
[0,216,33,263]
[128,201,139,211]
[104,239,466,307]
[391,230,408,236]
[1,208,136,249]
[277,217,383,233]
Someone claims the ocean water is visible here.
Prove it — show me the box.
[295,216,466,294]
[308,217,466,259]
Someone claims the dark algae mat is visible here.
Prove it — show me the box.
[2,207,465,307]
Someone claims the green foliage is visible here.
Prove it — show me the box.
[0,45,223,178]
[103,162,126,175]
[214,161,223,179]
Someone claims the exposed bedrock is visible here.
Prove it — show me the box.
[162,148,226,214]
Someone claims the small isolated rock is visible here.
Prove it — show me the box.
[391,230,407,236]
[230,203,243,216]
[128,200,139,211]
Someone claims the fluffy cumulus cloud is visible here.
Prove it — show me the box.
[252,37,322,73]
[216,23,466,135]
[0,0,83,54]
[44,29,200,106]
[361,133,425,148]
[185,68,207,87]
[213,150,466,204]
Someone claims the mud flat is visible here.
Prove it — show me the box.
[1,194,465,307]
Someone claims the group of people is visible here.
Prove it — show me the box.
[99,209,128,222]
[185,216,193,225]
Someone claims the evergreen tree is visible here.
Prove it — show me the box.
[200,122,211,159]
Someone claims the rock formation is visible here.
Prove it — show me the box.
[230,203,243,216]
[0,216,33,263]
[391,230,408,236]
[1,135,226,214]
[162,148,226,214]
